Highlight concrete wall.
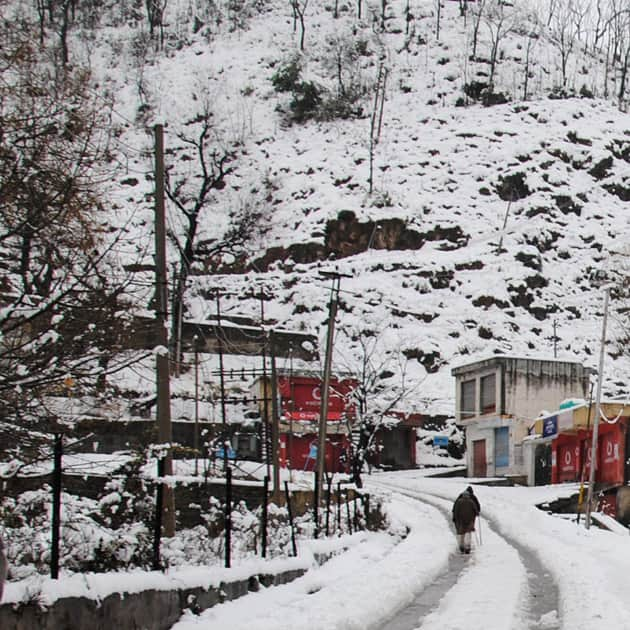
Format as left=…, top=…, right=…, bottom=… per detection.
left=0, top=566, right=310, bottom=630
left=453, top=356, right=591, bottom=424
left=503, top=358, right=590, bottom=420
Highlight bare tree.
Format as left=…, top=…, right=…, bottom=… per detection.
left=545, top=0, right=561, bottom=27
left=146, top=0, right=168, bottom=48
left=368, top=60, right=388, bottom=195
left=380, top=0, right=389, bottom=31
left=164, top=98, right=265, bottom=371
left=435, top=0, right=442, bottom=40
left=26, top=0, right=101, bottom=65
left=289, top=0, right=308, bottom=51
left=338, top=326, right=420, bottom=487
left=614, top=9, right=630, bottom=109
left=0, top=12, right=143, bottom=421
left=323, top=29, right=366, bottom=100
left=404, top=0, right=413, bottom=36
left=483, top=0, right=519, bottom=87
left=522, top=28, right=540, bottom=101
left=546, top=0, right=587, bottom=91
left=468, top=0, right=488, bottom=60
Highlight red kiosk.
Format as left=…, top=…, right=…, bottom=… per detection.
left=275, top=374, right=357, bottom=474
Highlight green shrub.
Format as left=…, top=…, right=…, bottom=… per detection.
left=271, top=58, right=302, bottom=92
left=290, top=81, right=323, bottom=122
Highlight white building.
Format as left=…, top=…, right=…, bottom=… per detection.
left=452, top=355, right=592, bottom=481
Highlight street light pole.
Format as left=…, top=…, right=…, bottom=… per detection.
left=585, top=286, right=610, bottom=529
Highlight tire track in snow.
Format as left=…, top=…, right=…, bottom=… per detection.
left=369, top=480, right=560, bottom=630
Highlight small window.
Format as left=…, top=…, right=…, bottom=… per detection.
left=461, top=379, right=476, bottom=418
left=480, top=373, right=496, bottom=414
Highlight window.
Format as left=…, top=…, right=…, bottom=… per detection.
left=495, top=426, right=509, bottom=468
left=480, top=373, right=496, bottom=414
left=461, top=379, right=476, bottom=418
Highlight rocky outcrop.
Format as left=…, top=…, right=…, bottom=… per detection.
left=249, top=211, right=470, bottom=271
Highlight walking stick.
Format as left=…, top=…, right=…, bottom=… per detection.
left=477, top=516, right=482, bottom=546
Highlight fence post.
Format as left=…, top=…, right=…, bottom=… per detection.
left=284, top=481, right=297, bottom=557
left=152, top=457, right=164, bottom=571
left=225, top=466, right=232, bottom=568
left=325, top=474, right=332, bottom=537
left=336, top=481, right=341, bottom=534
left=313, top=470, right=319, bottom=539
left=346, top=491, right=353, bottom=534
left=261, top=475, right=269, bottom=558
left=353, top=495, right=358, bottom=531
left=50, top=433, right=63, bottom=579
left=364, top=493, right=370, bottom=531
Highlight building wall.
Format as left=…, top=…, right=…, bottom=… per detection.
left=465, top=415, right=529, bottom=478
left=503, top=358, right=590, bottom=420
left=454, top=357, right=591, bottom=479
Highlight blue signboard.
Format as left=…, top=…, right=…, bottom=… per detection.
left=433, top=435, right=449, bottom=447
left=542, top=415, right=558, bottom=438
left=215, top=445, right=236, bottom=460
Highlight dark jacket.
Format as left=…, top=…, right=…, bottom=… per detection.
left=0, top=534, right=7, bottom=602
left=452, top=490, right=480, bottom=534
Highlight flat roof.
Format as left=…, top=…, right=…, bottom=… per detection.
left=451, top=354, right=592, bottom=376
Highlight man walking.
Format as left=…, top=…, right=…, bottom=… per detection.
left=0, top=534, right=7, bottom=601
left=452, top=485, right=481, bottom=554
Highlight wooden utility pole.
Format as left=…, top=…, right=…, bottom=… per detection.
left=215, top=292, right=228, bottom=474
left=288, top=344, right=295, bottom=482
left=260, top=294, right=271, bottom=479
left=193, top=334, right=200, bottom=476
left=316, top=271, right=349, bottom=507
left=50, top=433, right=62, bottom=579
left=270, top=332, right=281, bottom=502
left=154, top=123, right=175, bottom=537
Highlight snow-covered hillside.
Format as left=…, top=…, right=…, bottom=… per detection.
left=22, top=0, right=630, bottom=416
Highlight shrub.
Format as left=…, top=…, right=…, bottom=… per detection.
left=271, top=57, right=302, bottom=93
left=289, top=81, right=323, bottom=122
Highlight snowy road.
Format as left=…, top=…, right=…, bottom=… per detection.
left=172, top=472, right=630, bottom=630
left=371, top=480, right=559, bottom=630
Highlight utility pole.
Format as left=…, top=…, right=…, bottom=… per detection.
left=316, top=271, right=350, bottom=507
left=153, top=123, right=175, bottom=537
left=496, top=198, right=512, bottom=253
left=585, top=286, right=610, bottom=530
left=260, top=293, right=271, bottom=479
left=270, top=332, right=281, bottom=502
left=215, top=291, right=228, bottom=474
left=193, top=334, right=200, bottom=476
left=289, top=344, right=295, bottom=483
